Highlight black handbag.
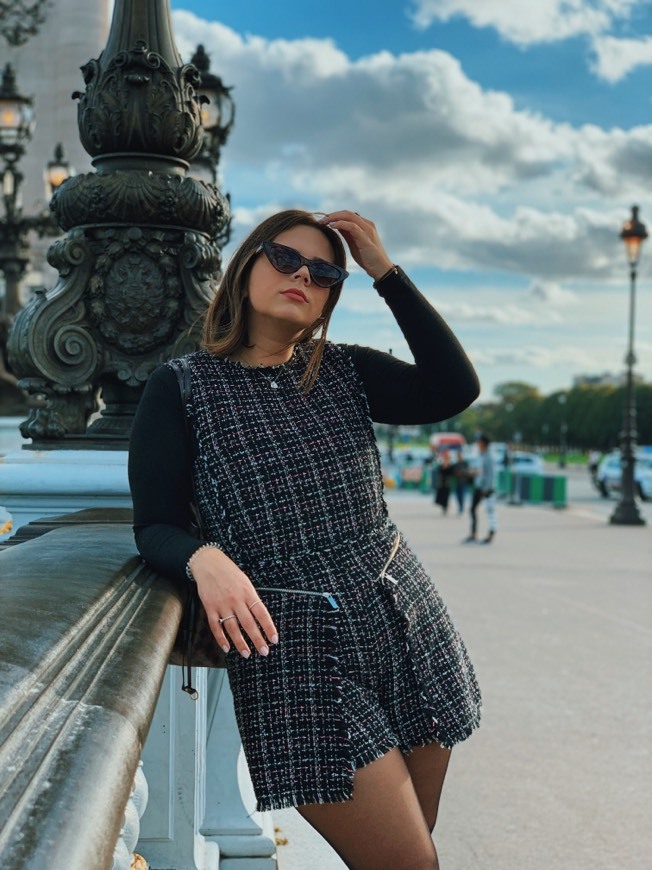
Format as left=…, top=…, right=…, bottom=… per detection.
left=168, top=357, right=227, bottom=699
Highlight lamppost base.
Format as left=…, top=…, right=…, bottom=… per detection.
left=609, top=501, right=646, bottom=526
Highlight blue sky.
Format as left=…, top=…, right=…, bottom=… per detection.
left=169, top=0, right=652, bottom=399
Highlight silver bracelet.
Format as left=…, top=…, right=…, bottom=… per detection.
left=186, top=542, right=221, bottom=581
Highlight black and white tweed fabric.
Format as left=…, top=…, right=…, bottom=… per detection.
left=175, top=343, right=481, bottom=812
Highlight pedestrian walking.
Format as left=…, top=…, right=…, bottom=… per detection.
left=129, top=209, right=482, bottom=869
left=451, top=450, right=470, bottom=514
left=432, top=450, right=454, bottom=514
left=465, top=434, right=497, bottom=544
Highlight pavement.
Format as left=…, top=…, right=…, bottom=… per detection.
left=273, top=474, right=652, bottom=869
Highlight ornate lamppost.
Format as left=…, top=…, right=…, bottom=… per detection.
left=7, top=0, right=230, bottom=447
left=610, top=205, right=647, bottom=526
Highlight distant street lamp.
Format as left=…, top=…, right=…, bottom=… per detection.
left=557, top=393, right=567, bottom=469
left=0, top=64, right=71, bottom=322
left=541, top=422, right=549, bottom=449
left=610, top=205, right=647, bottom=526
left=190, top=44, right=235, bottom=180
left=188, top=45, right=235, bottom=247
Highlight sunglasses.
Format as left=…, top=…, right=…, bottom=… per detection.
left=257, top=241, right=348, bottom=289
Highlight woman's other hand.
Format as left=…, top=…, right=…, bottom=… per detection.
left=319, top=210, right=393, bottom=281
left=188, top=546, right=279, bottom=658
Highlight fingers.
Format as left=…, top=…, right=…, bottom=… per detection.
left=320, top=211, right=393, bottom=281
left=319, top=209, right=371, bottom=227
left=208, top=599, right=279, bottom=659
left=319, top=210, right=373, bottom=239
left=191, top=548, right=279, bottom=659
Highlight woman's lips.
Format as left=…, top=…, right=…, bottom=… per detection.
left=281, top=289, right=308, bottom=303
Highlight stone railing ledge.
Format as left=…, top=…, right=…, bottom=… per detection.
left=0, top=512, right=182, bottom=868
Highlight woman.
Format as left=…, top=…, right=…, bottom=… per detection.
left=433, top=451, right=454, bottom=515
left=129, top=209, right=481, bottom=869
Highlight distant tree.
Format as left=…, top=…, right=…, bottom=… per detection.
left=493, top=381, right=541, bottom=404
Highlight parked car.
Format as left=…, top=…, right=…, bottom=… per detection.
left=508, top=451, right=544, bottom=475
left=489, top=442, right=510, bottom=468
left=596, top=451, right=652, bottom=501
left=380, top=445, right=433, bottom=489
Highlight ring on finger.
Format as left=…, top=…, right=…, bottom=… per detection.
left=248, top=600, right=263, bottom=611
left=219, top=614, right=237, bottom=624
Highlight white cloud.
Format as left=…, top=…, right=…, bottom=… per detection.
left=591, top=34, right=652, bottom=81
left=529, top=281, right=579, bottom=306
left=434, top=300, right=561, bottom=325
left=173, top=9, right=652, bottom=310
left=410, top=0, right=638, bottom=47
left=410, top=0, right=652, bottom=82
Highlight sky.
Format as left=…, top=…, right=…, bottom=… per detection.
left=168, top=0, right=652, bottom=400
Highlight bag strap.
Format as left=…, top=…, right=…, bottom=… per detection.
left=169, top=357, right=201, bottom=699
left=169, top=357, right=192, bottom=436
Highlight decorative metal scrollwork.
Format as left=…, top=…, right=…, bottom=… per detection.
left=74, top=40, right=204, bottom=161
left=51, top=170, right=229, bottom=239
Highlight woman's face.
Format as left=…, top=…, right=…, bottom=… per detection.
left=245, top=224, right=336, bottom=338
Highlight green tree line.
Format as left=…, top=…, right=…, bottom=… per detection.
left=421, top=380, right=652, bottom=452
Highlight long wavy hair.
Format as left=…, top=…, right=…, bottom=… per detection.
left=202, top=210, right=347, bottom=392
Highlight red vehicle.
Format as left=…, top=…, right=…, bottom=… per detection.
left=429, top=432, right=466, bottom=453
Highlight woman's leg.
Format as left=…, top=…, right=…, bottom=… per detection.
left=404, top=742, right=452, bottom=832
left=467, top=489, right=483, bottom=539
left=297, top=747, right=439, bottom=870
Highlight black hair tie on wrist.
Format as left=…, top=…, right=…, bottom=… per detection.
left=373, top=265, right=399, bottom=289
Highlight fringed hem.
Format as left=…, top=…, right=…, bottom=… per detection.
left=402, top=706, right=483, bottom=754
left=259, top=736, right=399, bottom=812
left=258, top=785, right=354, bottom=813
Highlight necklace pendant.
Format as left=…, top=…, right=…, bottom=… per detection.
left=270, top=381, right=279, bottom=389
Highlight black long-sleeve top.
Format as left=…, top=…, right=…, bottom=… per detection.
left=128, top=267, right=480, bottom=581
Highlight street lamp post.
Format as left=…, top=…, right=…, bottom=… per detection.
left=189, top=44, right=235, bottom=246
left=189, top=44, right=235, bottom=184
left=0, top=64, right=71, bottom=322
left=610, top=205, right=646, bottom=526
left=557, top=393, right=567, bottom=469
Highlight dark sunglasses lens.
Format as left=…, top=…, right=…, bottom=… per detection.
left=309, top=263, right=341, bottom=287
left=265, top=242, right=344, bottom=288
left=267, top=243, right=301, bottom=273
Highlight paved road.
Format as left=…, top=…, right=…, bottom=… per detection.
left=274, top=479, right=652, bottom=869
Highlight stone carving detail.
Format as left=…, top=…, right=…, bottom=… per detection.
left=8, top=225, right=221, bottom=439
left=52, top=170, right=229, bottom=239
left=7, top=233, right=101, bottom=439
left=88, top=228, right=181, bottom=356
left=0, top=0, right=51, bottom=46
left=74, top=41, right=204, bottom=162
left=16, top=380, right=98, bottom=441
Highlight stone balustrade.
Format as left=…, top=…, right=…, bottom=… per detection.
left=0, top=511, right=181, bottom=868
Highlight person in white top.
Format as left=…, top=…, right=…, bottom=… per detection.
left=465, top=434, right=497, bottom=544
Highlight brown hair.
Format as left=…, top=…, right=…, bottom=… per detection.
left=202, top=209, right=346, bottom=392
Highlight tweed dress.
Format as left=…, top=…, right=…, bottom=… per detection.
left=178, top=342, right=481, bottom=812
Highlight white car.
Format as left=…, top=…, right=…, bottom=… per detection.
left=507, top=451, right=544, bottom=475
left=596, top=451, right=652, bottom=501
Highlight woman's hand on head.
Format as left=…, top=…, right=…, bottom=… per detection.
left=319, top=210, right=393, bottom=281
left=188, top=546, right=279, bottom=658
